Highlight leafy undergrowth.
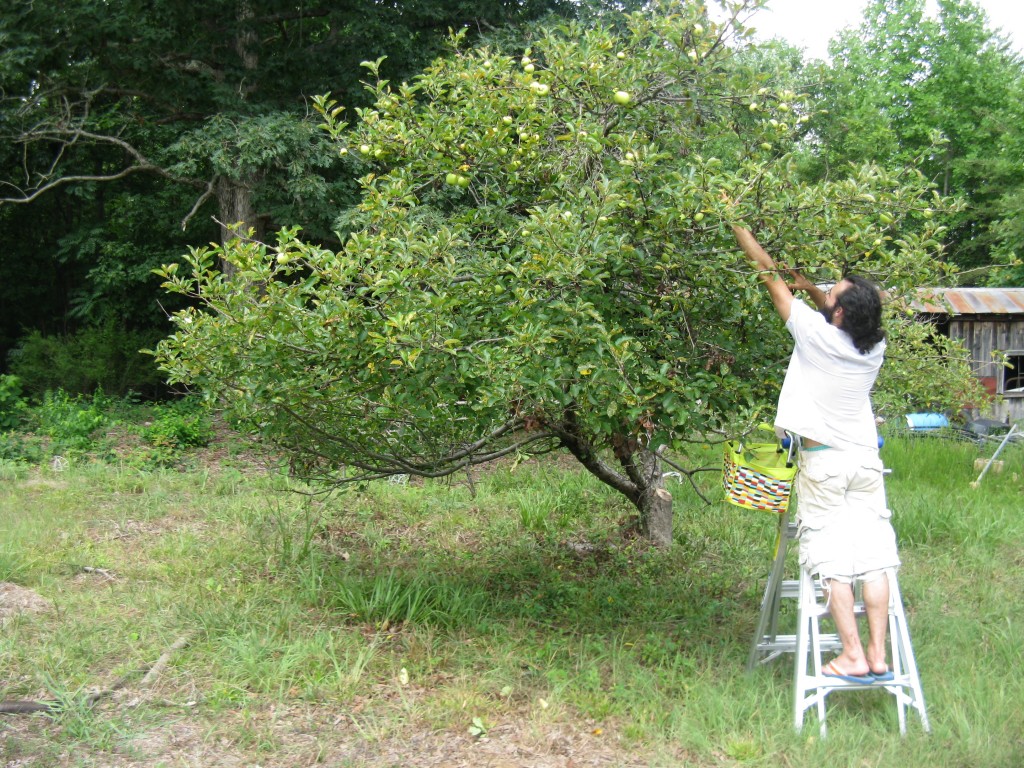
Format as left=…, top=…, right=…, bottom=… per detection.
left=0, top=424, right=1022, bottom=767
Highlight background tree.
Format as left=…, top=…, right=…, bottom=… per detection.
left=153, top=4, right=976, bottom=546
left=0, top=0, right=593, bottom=389
left=808, top=0, right=1024, bottom=279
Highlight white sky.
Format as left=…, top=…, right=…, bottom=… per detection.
left=744, top=0, right=1024, bottom=61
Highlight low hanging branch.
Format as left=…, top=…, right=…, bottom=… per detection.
left=657, top=452, right=720, bottom=506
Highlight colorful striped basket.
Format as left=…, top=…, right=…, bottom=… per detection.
left=722, top=429, right=796, bottom=514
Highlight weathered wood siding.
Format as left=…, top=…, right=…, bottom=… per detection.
left=950, top=318, right=1024, bottom=377
left=950, top=317, right=1024, bottom=420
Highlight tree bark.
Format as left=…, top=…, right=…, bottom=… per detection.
left=633, top=447, right=674, bottom=547
left=215, top=176, right=260, bottom=276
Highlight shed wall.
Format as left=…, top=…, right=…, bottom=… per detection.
left=950, top=318, right=1024, bottom=421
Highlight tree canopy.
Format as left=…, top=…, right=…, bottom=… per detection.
left=2, top=0, right=1019, bottom=401
left=153, top=3, right=980, bottom=545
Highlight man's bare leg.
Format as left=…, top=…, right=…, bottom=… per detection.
left=862, top=574, right=891, bottom=675
left=824, top=580, right=870, bottom=676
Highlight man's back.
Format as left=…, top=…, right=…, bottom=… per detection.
left=776, top=300, right=883, bottom=450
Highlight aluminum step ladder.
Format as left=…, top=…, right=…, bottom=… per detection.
left=748, top=509, right=930, bottom=736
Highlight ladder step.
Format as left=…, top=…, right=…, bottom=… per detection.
left=753, top=633, right=843, bottom=653
left=780, top=580, right=869, bottom=614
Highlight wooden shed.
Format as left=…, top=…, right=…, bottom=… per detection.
left=910, top=287, right=1024, bottom=422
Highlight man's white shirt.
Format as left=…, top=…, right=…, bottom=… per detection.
left=775, top=299, right=884, bottom=450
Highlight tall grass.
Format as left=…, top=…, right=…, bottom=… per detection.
left=0, top=434, right=1022, bottom=766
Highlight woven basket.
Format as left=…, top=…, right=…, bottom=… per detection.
left=722, top=431, right=796, bottom=514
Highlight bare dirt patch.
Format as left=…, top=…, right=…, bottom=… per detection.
left=1, top=703, right=673, bottom=768
left=0, top=583, right=53, bottom=625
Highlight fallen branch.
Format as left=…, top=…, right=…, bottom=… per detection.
left=0, top=633, right=193, bottom=715
left=80, top=566, right=118, bottom=581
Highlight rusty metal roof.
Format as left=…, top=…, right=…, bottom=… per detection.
left=909, top=287, right=1024, bottom=316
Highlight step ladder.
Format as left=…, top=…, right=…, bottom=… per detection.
left=747, top=509, right=931, bottom=736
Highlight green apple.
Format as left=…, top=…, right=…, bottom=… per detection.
left=616, top=51, right=626, bottom=60
left=693, top=212, right=705, bottom=222
left=457, top=175, right=470, bottom=188
left=359, top=144, right=371, bottom=155
left=693, top=23, right=704, bottom=34
left=502, top=115, right=513, bottom=125
left=760, top=142, right=772, bottom=151
left=524, top=63, right=535, bottom=74
left=445, top=172, right=459, bottom=186
left=613, top=90, right=632, bottom=106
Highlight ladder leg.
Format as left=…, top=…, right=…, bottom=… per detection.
left=805, top=569, right=828, bottom=737
left=747, top=511, right=792, bottom=669
left=795, top=567, right=830, bottom=735
left=794, top=590, right=809, bottom=731
left=888, top=608, right=908, bottom=734
left=888, top=572, right=930, bottom=733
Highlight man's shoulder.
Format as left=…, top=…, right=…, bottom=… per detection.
left=786, top=298, right=821, bottom=325
left=786, top=298, right=829, bottom=337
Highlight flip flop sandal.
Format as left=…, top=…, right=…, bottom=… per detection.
left=822, top=660, right=874, bottom=684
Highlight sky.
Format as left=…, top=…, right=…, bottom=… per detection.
left=743, top=0, right=1024, bottom=61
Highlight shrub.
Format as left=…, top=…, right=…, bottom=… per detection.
left=32, top=390, right=112, bottom=455
left=143, top=398, right=214, bottom=451
left=0, top=431, right=44, bottom=463
left=8, top=324, right=167, bottom=398
left=0, top=374, right=28, bottom=430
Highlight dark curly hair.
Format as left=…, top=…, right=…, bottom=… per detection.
left=836, top=275, right=885, bottom=354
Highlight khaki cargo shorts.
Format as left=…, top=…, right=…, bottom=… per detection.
left=795, top=446, right=900, bottom=582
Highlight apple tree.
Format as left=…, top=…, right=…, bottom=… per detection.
left=153, top=2, right=969, bottom=546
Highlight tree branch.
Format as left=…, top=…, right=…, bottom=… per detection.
left=657, top=452, right=719, bottom=506
left=1, top=92, right=206, bottom=206
left=0, top=634, right=193, bottom=715
left=181, top=178, right=218, bottom=230
left=552, top=412, right=637, bottom=502
left=275, top=400, right=536, bottom=477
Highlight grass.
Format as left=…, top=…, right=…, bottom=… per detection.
left=0, top=418, right=1022, bottom=766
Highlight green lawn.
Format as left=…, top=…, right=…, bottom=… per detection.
left=0, top=424, right=1022, bottom=767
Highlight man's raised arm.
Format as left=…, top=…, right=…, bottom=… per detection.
left=729, top=224, right=794, bottom=322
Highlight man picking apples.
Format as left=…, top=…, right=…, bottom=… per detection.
left=724, top=198, right=900, bottom=685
